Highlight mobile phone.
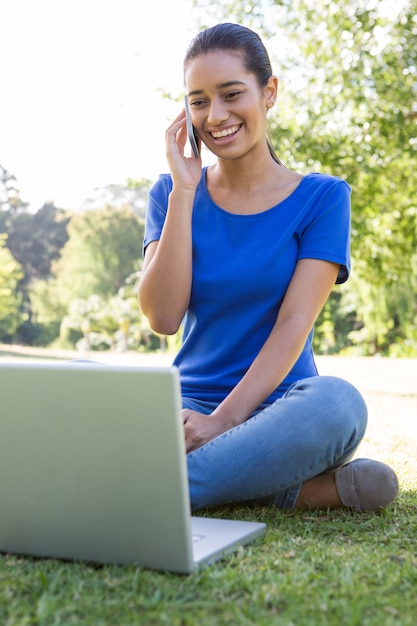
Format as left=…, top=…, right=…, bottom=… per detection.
left=184, top=95, right=200, bottom=158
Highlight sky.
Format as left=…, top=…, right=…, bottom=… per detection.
left=1, top=0, right=199, bottom=210
left=2, top=0, right=406, bottom=212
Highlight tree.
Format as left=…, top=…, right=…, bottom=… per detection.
left=275, top=0, right=417, bottom=354
left=81, top=178, right=153, bottom=219
left=30, top=206, right=144, bottom=332
left=0, top=234, right=24, bottom=339
left=1, top=203, right=71, bottom=284
left=0, top=164, right=28, bottom=214
left=53, top=205, right=144, bottom=302
left=0, top=197, right=72, bottom=344
left=59, top=272, right=158, bottom=352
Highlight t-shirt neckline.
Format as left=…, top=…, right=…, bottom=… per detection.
left=201, top=167, right=311, bottom=217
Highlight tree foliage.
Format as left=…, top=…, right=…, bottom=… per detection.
left=29, top=206, right=145, bottom=345
left=0, top=166, right=154, bottom=349
left=59, top=272, right=161, bottom=352
left=50, top=205, right=144, bottom=304
left=0, top=203, right=71, bottom=284
left=0, top=234, right=24, bottom=338
left=0, top=164, right=28, bottom=213
left=1, top=167, right=72, bottom=342
left=80, top=178, right=153, bottom=218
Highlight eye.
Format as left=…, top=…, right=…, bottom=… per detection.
left=190, top=98, right=206, bottom=107
left=224, top=90, right=242, bottom=100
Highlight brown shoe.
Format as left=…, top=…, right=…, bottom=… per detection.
left=335, top=458, right=399, bottom=512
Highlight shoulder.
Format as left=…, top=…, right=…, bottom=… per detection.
left=302, top=172, right=351, bottom=195
left=149, top=173, right=173, bottom=201
left=150, top=168, right=209, bottom=195
left=295, top=173, right=351, bottom=219
left=149, top=169, right=208, bottom=207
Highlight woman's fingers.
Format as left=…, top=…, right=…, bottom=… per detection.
left=165, top=109, right=202, bottom=186
left=166, top=112, right=186, bottom=152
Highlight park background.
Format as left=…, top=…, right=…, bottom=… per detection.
left=1, top=0, right=416, bottom=358
left=0, top=1, right=416, bottom=624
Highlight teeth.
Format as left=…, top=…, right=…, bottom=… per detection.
left=211, top=126, right=240, bottom=139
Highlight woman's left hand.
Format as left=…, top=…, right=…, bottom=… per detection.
left=182, top=409, right=229, bottom=453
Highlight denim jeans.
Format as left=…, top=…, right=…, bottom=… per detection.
left=183, top=376, right=368, bottom=511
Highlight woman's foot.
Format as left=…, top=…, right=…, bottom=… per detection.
left=295, top=459, right=399, bottom=512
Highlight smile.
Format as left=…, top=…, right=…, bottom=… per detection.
left=210, top=125, right=241, bottom=139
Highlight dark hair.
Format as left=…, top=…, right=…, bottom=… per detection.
left=184, top=23, right=282, bottom=165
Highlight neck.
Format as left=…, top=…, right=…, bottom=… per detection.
left=211, top=149, right=284, bottom=191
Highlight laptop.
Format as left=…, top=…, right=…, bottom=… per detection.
left=0, top=361, right=265, bottom=573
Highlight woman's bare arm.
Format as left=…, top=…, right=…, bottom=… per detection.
left=138, top=110, right=202, bottom=334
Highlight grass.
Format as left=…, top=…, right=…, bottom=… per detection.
left=1, top=503, right=416, bottom=625
left=1, top=352, right=416, bottom=625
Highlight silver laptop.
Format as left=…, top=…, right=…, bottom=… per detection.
left=0, top=362, right=265, bottom=573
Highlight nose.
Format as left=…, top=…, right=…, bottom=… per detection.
left=207, top=98, right=229, bottom=125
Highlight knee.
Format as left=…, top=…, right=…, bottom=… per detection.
left=316, top=375, right=368, bottom=436
left=292, top=375, right=368, bottom=439
left=325, top=375, right=367, bottom=412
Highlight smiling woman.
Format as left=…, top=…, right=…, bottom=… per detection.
left=185, top=52, right=271, bottom=159
left=138, top=23, right=399, bottom=517
left=184, top=22, right=282, bottom=167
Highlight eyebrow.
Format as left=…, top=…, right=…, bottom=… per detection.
left=187, top=81, right=246, bottom=97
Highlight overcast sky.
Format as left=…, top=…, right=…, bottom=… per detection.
left=1, top=0, right=198, bottom=210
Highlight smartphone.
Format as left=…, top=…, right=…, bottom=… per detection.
left=184, top=95, right=200, bottom=158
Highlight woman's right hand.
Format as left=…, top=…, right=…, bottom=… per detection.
left=139, top=109, right=199, bottom=334
left=165, top=109, right=202, bottom=189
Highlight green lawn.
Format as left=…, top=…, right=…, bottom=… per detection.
left=1, top=500, right=415, bottom=625
left=1, top=353, right=416, bottom=625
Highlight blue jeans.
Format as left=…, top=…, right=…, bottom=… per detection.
left=184, top=376, right=368, bottom=511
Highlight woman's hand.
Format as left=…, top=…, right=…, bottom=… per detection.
left=165, top=110, right=202, bottom=189
left=182, top=409, right=231, bottom=453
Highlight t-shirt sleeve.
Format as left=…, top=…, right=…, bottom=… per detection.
left=297, top=178, right=351, bottom=284
left=142, top=173, right=173, bottom=256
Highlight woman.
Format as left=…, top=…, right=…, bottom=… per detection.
left=138, top=23, right=398, bottom=513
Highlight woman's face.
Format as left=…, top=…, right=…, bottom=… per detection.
left=184, top=50, right=277, bottom=160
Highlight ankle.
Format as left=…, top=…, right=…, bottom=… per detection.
left=295, top=473, right=342, bottom=511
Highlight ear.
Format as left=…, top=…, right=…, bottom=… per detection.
left=264, top=75, right=278, bottom=110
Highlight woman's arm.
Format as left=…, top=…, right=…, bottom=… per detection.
left=138, top=187, right=194, bottom=335
left=138, top=110, right=202, bottom=335
left=183, top=258, right=340, bottom=451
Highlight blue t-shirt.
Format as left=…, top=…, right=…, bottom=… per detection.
left=143, top=168, right=351, bottom=404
